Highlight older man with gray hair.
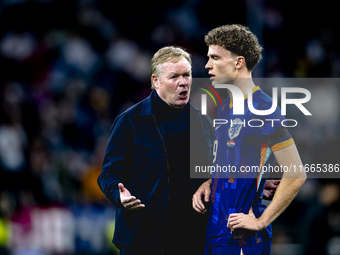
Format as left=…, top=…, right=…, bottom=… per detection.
left=98, top=46, right=213, bottom=255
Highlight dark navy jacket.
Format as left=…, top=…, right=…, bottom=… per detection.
left=98, top=91, right=213, bottom=252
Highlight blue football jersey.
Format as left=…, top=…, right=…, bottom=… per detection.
left=206, top=86, right=294, bottom=247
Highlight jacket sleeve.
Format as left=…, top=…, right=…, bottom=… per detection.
left=97, top=113, right=134, bottom=208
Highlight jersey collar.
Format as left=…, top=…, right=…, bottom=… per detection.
left=229, top=86, right=260, bottom=109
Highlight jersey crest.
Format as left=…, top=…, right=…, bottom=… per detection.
left=228, top=118, right=243, bottom=140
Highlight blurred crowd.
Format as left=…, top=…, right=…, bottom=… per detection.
left=0, top=0, right=339, bottom=254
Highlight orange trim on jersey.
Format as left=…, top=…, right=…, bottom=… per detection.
left=244, top=86, right=260, bottom=100
left=229, top=86, right=260, bottom=109
left=257, top=143, right=268, bottom=190
left=271, top=138, right=294, bottom=152
left=240, top=248, right=244, bottom=255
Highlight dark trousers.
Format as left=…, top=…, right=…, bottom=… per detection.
left=120, top=249, right=162, bottom=255
left=120, top=246, right=204, bottom=255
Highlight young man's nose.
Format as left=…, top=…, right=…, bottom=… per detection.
left=205, top=59, right=212, bottom=69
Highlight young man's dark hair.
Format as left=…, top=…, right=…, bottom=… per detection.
left=204, top=24, right=263, bottom=71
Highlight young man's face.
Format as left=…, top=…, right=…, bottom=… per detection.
left=205, top=45, right=238, bottom=85
left=153, top=57, right=192, bottom=108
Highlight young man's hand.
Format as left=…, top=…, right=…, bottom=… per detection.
left=192, top=179, right=212, bottom=214
left=227, top=207, right=259, bottom=233
left=227, top=212, right=263, bottom=233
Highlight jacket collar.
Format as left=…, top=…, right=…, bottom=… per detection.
left=139, top=90, right=156, bottom=116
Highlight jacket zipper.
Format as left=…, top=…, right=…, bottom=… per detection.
left=152, top=114, right=170, bottom=252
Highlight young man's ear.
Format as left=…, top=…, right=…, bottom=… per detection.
left=235, top=56, right=246, bottom=70
left=152, top=74, right=159, bottom=89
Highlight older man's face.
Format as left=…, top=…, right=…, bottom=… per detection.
left=153, top=57, right=192, bottom=108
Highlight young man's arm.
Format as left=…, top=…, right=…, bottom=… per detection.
left=193, top=179, right=282, bottom=214
left=227, top=143, right=307, bottom=232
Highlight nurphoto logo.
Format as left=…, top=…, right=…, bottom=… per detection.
left=200, top=84, right=312, bottom=128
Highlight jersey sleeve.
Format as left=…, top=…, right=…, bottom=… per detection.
left=254, top=98, right=294, bottom=152
left=265, top=126, right=294, bottom=152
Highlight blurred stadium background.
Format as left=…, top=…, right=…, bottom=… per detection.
left=0, top=0, right=339, bottom=254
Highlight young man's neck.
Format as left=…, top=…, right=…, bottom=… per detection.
left=228, top=71, right=255, bottom=104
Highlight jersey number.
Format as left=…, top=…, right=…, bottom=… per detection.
left=213, top=140, right=218, bottom=164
